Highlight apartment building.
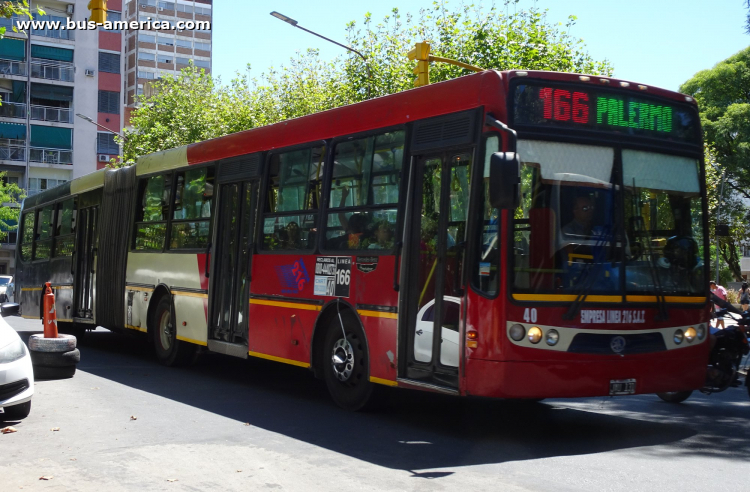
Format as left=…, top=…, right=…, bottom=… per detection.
left=0, top=0, right=125, bottom=274
left=0, top=1, right=213, bottom=274
left=123, top=0, right=212, bottom=123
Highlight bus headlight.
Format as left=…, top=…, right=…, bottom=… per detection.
left=528, top=326, right=542, bottom=344
left=685, top=327, right=697, bottom=343
left=697, top=324, right=706, bottom=340
left=674, top=329, right=684, bottom=345
left=509, top=324, right=525, bottom=341
left=546, top=329, right=559, bottom=346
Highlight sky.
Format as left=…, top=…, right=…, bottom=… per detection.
left=211, top=0, right=749, bottom=93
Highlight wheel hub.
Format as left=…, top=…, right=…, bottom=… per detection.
left=159, top=311, right=173, bottom=350
left=331, top=338, right=354, bottom=382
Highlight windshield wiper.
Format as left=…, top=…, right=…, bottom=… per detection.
left=631, top=181, right=669, bottom=321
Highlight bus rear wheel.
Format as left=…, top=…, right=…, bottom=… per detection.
left=151, top=296, right=195, bottom=367
left=322, top=311, right=373, bottom=411
left=656, top=391, right=693, bottom=403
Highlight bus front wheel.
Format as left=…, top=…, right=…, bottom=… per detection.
left=151, top=296, right=195, bottom=367
left=322, top=311, right=373, bottom=411
left=656, top=391, right=693, bottom=403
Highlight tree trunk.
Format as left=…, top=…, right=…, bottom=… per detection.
left=719, top=239, right=743, bottom=281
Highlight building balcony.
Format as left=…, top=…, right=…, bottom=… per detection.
left=29, top=147, right=72, bottom=165
left=31, top=26, right=74, bottom=41
left=0, top=58, right=27, bottom=77
left=0, top=102, right=26, bottom=119
left=30, top=60, right=74, bottom=82
left=30, top=105, right=71, bottom=123
left=0, top=144, right=25, bottom=162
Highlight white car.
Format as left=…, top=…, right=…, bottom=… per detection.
left=414, top=296, right=461, bottom=368
left=0, top=312, right=33, bottom=421
left=0, top=275, right=13, bottom=303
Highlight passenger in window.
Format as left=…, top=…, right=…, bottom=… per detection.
left=562, top=195, right=596, bottom=237
left=284, top=222, right=302, bottom=249
left=368, top=220, right=394, bottom=250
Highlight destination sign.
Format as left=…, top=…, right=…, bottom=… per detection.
left=511, top=81, right=700, bottom=143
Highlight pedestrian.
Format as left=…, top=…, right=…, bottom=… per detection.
left=709, top=281, right=727, bottom=329
left=740, top=282, right=750, bottom=312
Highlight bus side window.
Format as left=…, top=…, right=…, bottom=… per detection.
left=34, top=205, right=54, bottom=260
left=260, top=146, right=324, bottom=252
left=133, top=174, right=172, bottom=251
left=473, top=135, right=500, bottom=295
left=20, top=212, right=34, bottom=261
left=324, top=130, right=403, bottom=251
left=53, top=198, right=76, bottom=257
left=170, top=166, right=214, bottom=250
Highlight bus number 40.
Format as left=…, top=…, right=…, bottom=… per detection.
left=523, top=308, right=537, bottom=323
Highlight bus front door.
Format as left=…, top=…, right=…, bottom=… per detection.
left=208, top=180, right=257, bottom=350
left=74, top=206, right=98, bottom=319
left=402, top=151, right=472, bottom=389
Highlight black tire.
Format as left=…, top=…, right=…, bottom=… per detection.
left=34, top=364, right=76, bottom=380
left=28, top=334, right=76, bottom=353
left=57, top=322, right=88, bottom=342
left=1, top=401, right=31, bottom=421
left=322, top=310, right=373, bottom=411
left=30, top=349, right=80, bottom=367
left=656, top=391, right=693, bottom=403
left=151, top=295, right=195, bottom=367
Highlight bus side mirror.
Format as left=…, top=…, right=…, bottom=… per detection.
left=489, top=152, right=521, bottom=210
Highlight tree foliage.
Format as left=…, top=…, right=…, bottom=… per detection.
left=0, top=172, right=24, bottom=241
left=681, top=47, right=750, bottom=281
left=123, top=1, right=612, bottom=163
left=0, top=1, right=39, bottom=38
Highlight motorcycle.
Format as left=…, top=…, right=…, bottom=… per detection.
left=656, top=293, right=750, bottom=403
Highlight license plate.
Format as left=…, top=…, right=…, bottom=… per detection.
left=0, top=407, right=4, bottom=414
left=610, top=379, right=636, bottom=395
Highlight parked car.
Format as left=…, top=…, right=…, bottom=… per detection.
left=0, top=275, right=14, bottom=303
left=413, top=296, right=461, bottom=368
left=0, top=312, right=33, bottom=421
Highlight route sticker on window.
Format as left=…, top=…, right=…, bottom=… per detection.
left=314, top=257, right=351, bottom=297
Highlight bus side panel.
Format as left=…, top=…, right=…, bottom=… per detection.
left=18, top=256, right=74, bottom=321
left=247, top=302, right=317, bottom=365
left=125, top=253, right=208, bottom=342
left=350, top=255, right=399, bottom=383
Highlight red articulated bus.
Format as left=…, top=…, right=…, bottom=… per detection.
left=16, top=70, right=711, bottom=409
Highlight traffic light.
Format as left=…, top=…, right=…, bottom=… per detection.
left=87, top=0, right=107, bottom=24
left=407, top=42, right=431, bottom=87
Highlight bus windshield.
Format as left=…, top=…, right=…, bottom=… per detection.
left=511, top=140, right=705, bottom=297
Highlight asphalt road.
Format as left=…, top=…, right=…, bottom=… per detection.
left=2, top=315, right=750, bottom=491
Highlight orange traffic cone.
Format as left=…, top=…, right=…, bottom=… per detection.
left=42, top=282, right=58, bottom=339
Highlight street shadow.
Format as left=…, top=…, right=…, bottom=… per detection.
left=16, top=328, right=713, bottom=471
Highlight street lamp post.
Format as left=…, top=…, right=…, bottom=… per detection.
left=270, top=11, right=372, bottom=99
left=75, top=113, right=126, bottom=140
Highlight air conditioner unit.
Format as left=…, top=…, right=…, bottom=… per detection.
left=98, top=154, right=109, bottom=162
left=85, top=69, right=95, bottom=77
left=66, top=4, right=74, bottom=15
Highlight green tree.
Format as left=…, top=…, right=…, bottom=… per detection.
left=0, top=172, right=24, bottom=242
left=681, top=47, right=750, bottom=281
left=124, top=1, right=613, bottom=162
left=0, top=1, right=40, bottom=38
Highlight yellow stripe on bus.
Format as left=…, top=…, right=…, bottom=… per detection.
left=357, top=310, right=398, bottom=319
left=370, top=376, right=398, bottom=387
left=21, top=315, right=38, bottom=319
left=248, top=351, right=310, bottom=368
left=172, top=291, right=208, bottom=299
left=22, top=286, right=72, bottom=292
left=22, top=287, right=43, bottom=292
left=626, top=296, right=706, bottom=304
left=512, top=294, right=622, bottom=302
left=126, top=286, right=153, bottom=292
left=176, top=335, right=208, bottom=346
left=125, top=324, right=147, bottom=333
left=513, top=294, right=706, bottom=304
left=249, top=299, right=322, bottom=311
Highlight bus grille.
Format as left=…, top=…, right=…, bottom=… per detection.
left=567, top=333, right=666, bottom=355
